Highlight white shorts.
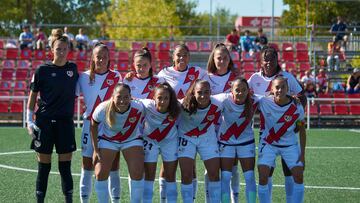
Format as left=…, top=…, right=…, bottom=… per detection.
left=257, top=142, right=303, bottom=169
left=177, top=134, right=219, bottom=161
left=98, top=138, right=143, bottom=151
left=219, top=139, right=256, bottom=158
left=143, top=137, right=178, bottom=163
left=81, top=120, right=93, bottom=158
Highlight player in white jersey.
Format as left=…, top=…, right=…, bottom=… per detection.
left=206, top=42, right=241, bottom=203
left=257, top=76, right=306, bottom=203
left=76, top=42, right=122, bottom=203
left=177, top=79, right=222, bottom=203
left=124, top=47, right=165, bottom=99
left=141, top=83, right=181, bottom=203
left=248, top=46, right=305, bottom=202
left=91, top=83, right=145, bottom=203
left=215, top=78, right=257, bottom=203
left=157, top=44, right=208, bottom=201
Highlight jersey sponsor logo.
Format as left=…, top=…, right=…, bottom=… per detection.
left=264, top=103, right=299, bottom=144
left=185, top=104, right=221, bottom=137
left=67, top=71, right=74, bottom=77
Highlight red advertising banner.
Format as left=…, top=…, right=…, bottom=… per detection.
left=235, top=16, right=281, bottom=28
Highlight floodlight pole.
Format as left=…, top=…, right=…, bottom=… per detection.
left=271, top=0, right=275, bottom=41
left=210, top=0, right=213, bottom=35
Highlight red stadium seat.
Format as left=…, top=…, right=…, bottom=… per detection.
left=199, top=41, right=212, bottom=52
left=334, top=105, right=349, bottom=115
left=10, top=101, right=23, bottom=113
left=76, top=61, right=88, bottom=72
left=117, top=61, right=129, bottom=71
left=158, top=61, right=171, bottom=71
left=317, top=92, right=332, bottom=104
left=15, top=70, right=28, bottom=81
left=0, top=49, right=4, bottom=59
left=158, top=42, right=170, bottom=51
left=118, top=51, right=129, bottom=61
left=333, top=92, right=346, bottom=104
left=0, top=102, right=9, bottom=113
left=0, top=40, right=4, bottom=49
left=349, top=105, right=360, bottom=115
left=243, top=72, right=253, bottom=80
left=268, top=43, right=280, bottom=51
left=76, top=50, right=88, bottom=60
left=230, top=51, right=240, bottom=61
left=347, top=94, right=360, bottom=104
left=308, top=103, right=318, bottom=115
left=158, top=51, right=170, bottom=61
left=13, top=91, right=26, bottom=96
left=282, top=42, right=293, bottom=51
left=233, top=61, right=241, bottom=70
left=17, top=60, right=31, bottom=69
left=67, top=50, right=75, bottom=60
left=241, top=52, right=254, bottom=62
left=185, top=41, right=198, bottom=51
left=282, top=51, right=294, bottom=62
left=20, top=49, right=32, bottom=59
left=146, top=42, right=157, bottom=51
left=296, top=51, right=309, bottom=62
left=0, top=91, right=10, bottom=96
left=319, top=104, right=333, bottom=115
left=47, top=51, right=54, bottom=60
left=1, top=69, right=14, bottom=80
left=299, top=63, right=310, bottom=72
left=14, top=81, right=27, bottom=91
left=2, top=60, right=16, bottom=69
left=34, top=50, right=46, bottom=60
left=105, top=41, right=116, bottom=50
left=283, top=62, right=296, bottom=71
left=31, top=60, right=43, bottom=70
left=242, top=62, right=255, bottom=72
left=0, top=81, right=12, bottom=91
left=6, top=48, right=18, bottom=59
left=108, top=50, right=116, bottom=60
left=132, top=42, right=143, bottom=51
left=296, top=42, right=308, bottom=51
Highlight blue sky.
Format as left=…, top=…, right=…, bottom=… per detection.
left=191, top=0, right=288, bottom=17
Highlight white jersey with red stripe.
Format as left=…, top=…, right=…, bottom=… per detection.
left=258, top=96, right=305, bottom=146
left=141, top=99, right=178, bottom=143
left=214, top=93, right=257, bottom=145
left=157, top=65, right=208, bottom=99
left=248, top=70, right=303, bottom=97
left=123, top=75, right=165, bottom=99
left=77, top=70, right=122, bottom=120
left=92, top=100, right=144, bottom=143
left=178, top=97, right=222, bottom=143
left=208, top=70, right=238, bottom=95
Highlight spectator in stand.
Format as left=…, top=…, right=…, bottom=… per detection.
left=304, top=80, right=317, bottom=98
left=75, top=28, right=89, bottom=51
left=316, top=68, right=329, bottom=93
left=326, top=39, right=343, bottom=71
left=301, top=70, right=315, bottom=85
left=240, top=30, right=255, bottom=55
left=330, top=16, right=348, bottom=49
left=35, top=27, right=47, bottom=50
left=254, top=27, right=268, bottom=51
left=225, top=28, right=241, bottom=53
left=346, top=68, right=360, bottom=94
left=19, top=25, right=34, bottom=50
left=63, top=26, right=75, bottom=50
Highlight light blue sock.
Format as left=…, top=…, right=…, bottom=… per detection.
left=258, top=184, right=270, bottom=203
left=231, top=165, right=240, bottom=203
left=192, top=178, right=198, bottom=200
left=181, top=183, right=194, bottom=203
left=243, top=170, right=256, bottom=203
left=268, top=176, right=273, bottom=201
left=109, top=171, right=121, bottom=203
left=208, top=181, right=221, bottom=203
left=159, top=177, right=166, bottom=203
left=292, top=183, right=304, bottom=203
left=221, top=171, right=232, bottom=203
left=95, top=179, right=109, bottom=203
left=166, top=181, right=177, bottom=203
left=80, top=169, right=93, bottom=203
left=285, top=176, right=294, bottom=203
left=205, top=172, right=210, bottom=203
left=143, top=180, right=154, bottom=203
left=130, top=179, right=144, bottom=203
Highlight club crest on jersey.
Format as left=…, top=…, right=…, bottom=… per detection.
left=284, top=115, right=292, bottom=122
left=148, top=85, right=154, bottom=91
left=188, top=74, right=195, bottom=81
left=207, top=115, right=215, bottom=121
left=67, top=71, right=73, bottom=77
left=106, top=79, right=114, bottom=86
left=129, top=117, right=137, bottom=123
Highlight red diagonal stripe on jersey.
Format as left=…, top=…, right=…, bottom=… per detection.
left=264, top=103, right=299, bottom=144
left=87, top=72, right=120, bottom=120
left=183, top=67, right=199, bottom=85
left=220, top=111, right=249, bottom=141
left=223, top=71, right=237, bottom=92
left=185, top=104, right=221, bottom=137
left=141, top=77, right=160, bottom=99
left=265, top=80, right=272, bottom=92
left=147, top=116, right=176, bottom=142
left=177, top=89, right=185, bottom=99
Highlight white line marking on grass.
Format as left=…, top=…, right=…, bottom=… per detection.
left=0, top=164, right=360, bottom=191
left=305, top=146, right=360, bottom=149
left=349, top=129, right=360, bottom=133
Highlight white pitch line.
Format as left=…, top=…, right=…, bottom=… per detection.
left=0, top=164, right=359, bottom=191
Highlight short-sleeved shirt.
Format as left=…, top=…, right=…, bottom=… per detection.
left=123, top=75, right=165, bottom=99
left=30, top=61, right=79, bottom=119
left=208, top=70, right=238, bottom=95
left=19, top=31, right=33, bottom=45
left=331, top=22, right=347, bottom=39
left=226, top=34, right=240, bottom=45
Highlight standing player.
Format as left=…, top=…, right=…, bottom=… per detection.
left=248, top=46, right=306, bottom=202
left=178, top=79, right=222, bottom=203
left=216, top=78, right=257, bottom=203
left=77, top=42, right=122, bottom=203
left=26, top=29, right=78, bottom=203
left=206, top=42, right=240, bottom=203
left=91, top=83, right=144, bottom=203
left=141, top=83, right=180, bottom=203
left=257, top=76, right=306, bottom=203
left=124, top=47, right=165, bottom=99
left=157, top=44, right=208, bottom=201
